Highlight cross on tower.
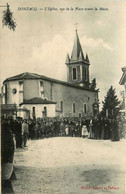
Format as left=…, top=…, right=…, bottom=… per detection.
left=74, top=23, right=78, bottom=30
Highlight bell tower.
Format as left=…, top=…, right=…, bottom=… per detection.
left=65, top=30, right=90, bottom=88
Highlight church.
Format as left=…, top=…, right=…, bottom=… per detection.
left=1, top=30, right=99, bottom=119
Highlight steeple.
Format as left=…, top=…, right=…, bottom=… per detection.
left=65, top=29, right=90, bottom=88
left=86, top=53, right=90, bottom=63
left=71, top=30, right=84, bottom=62
left=65, top=53, right=70, bottom=64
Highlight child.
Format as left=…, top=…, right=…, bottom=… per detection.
left=81, top=125, right=88, bottom=138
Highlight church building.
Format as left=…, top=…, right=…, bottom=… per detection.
left=1, top=30, right=99, bottom=119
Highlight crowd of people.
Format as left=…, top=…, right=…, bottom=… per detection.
left=27, top=116, right=121, bottom=141
left=2, top=115, right=124, bottom=149
left=1, top=115, right=125, bottom=193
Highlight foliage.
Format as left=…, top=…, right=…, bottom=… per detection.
left=2, top=4, right=16, bottom=31
left=91, top=78, right=96, bottom=89
left=101, top=86, right=120, bottom=119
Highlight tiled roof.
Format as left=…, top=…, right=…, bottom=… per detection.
left=3, top=72, right=98, bottom=92
left=20, top=97, right=57, bottom=105
left=3, top=72, right=41, bottom=83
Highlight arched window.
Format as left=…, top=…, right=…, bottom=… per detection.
left=84, top=68, right=87, bottom=81
left=44, top=106, right=47, bottom=117
left=73, top=68, right=77, bottom=80
left=32, top=107, right=35, bottom=115
left=5, top=83, right=7, bottom=104
left=32, top=107, right=36, bottom=120
left=40, top=81, right=43, bottom=87
left=83, top=104, right=87, bottom=114
left=60, top=101, right=63, bottom=112
left=73, top=103, right=76, bottom=113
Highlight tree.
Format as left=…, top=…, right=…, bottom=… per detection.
left=101, top=86, right=120, bottom=119
left=91, top=78, right=96, bottom=89
left=2, top=3, right=16, bottom=31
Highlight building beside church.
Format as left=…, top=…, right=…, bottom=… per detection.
left=1, top=30, right=99, bottom=119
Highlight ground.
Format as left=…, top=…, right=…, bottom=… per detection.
left=13, top=137, right=126, bottom=194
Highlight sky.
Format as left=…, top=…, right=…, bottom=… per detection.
left=0, top=0, right=126, bottom=109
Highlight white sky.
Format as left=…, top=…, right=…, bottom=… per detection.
left=0, top=0, right=126, bottom=109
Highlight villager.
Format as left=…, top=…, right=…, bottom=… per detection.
left=59, top=121, right=65, bottom=136
left=32, top=122, right=39, bottom=139
left=81, top=125, right=88, bottom=138
left=22, top=119, right=29, bottom=147
left=94, top=118, right=99, bottom=139
left=65, top=125, right=69, bottom=136
left=101, top=117, right=106, bottom=139
left=111, top=118, right=120, bottom=141
left=1, top=118, right=15, bottom=193
left=88, top=118, right=93, bottom=139
left=15, top=119, right=22, bottom=148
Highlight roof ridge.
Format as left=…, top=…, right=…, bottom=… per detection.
left=3, top=72, right=97, bottom=92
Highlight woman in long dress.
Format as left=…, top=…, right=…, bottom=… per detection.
left=65, top=125, right=69, bottom=136
left=81, top=125, right=88, bottom=138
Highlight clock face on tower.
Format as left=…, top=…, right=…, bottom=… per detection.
left=12, top=88, right=17, bottom=94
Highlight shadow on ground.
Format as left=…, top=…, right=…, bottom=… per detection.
left=12, top=164, right=125, bottom=194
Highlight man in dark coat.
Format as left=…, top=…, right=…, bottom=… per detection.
left=1, top=118, right=15, bottom=193
left=14, top=119, right=22, bottom=148
left=111, top=118, right=120, bottom=141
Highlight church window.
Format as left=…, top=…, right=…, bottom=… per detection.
left=5, top=83, right=7, bottom=104
left=19, top=81, right=23, bottom=91
left=12, top=88, right=17, bottom=94
left=60, top=101, right=63, bottom=112
left=84, top=68, right=87, bottom=81
left=32, top=107, right=35, bottom=115
left=32, top=107, right=36, bottom=120
left=73, top=102, right=76, bottom=113
left=41, top=91, right=44, bottom=99
left=44, top=106, right=47, bottom=117
left=83, top=104, right=87, bottom=114
left=19, top=80, right=23, bottom=85
left=40, top=81, right=43, bottom=87
left=73, top=68, right=77, bottom=80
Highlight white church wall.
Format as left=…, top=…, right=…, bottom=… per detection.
left=7, top=81, right=20, bottom=105
left=21, top=104, right=56, bottom=118
left=23, top=80, right=39, bottom=100
left=17, top=110, right=29, bottom=120
left=2, top=77, right=99, bottom=118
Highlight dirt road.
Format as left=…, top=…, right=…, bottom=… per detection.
left=12, top=137, right=125, bottom=194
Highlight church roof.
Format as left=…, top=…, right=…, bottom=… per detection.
left=3, top=72, right=98, bottom=92
left=65, top=53, right=70, bottom=63
left=65, top=30, right=90, bottom=65
left=71, top=30, right=84, bottom=62
left=3, top=72, right=41, bottom=83
left=119, top=67, right=126, bottom=85
left=20, top=97, right=56, bottom=105
left=86, top=54, right=90, bottom=63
